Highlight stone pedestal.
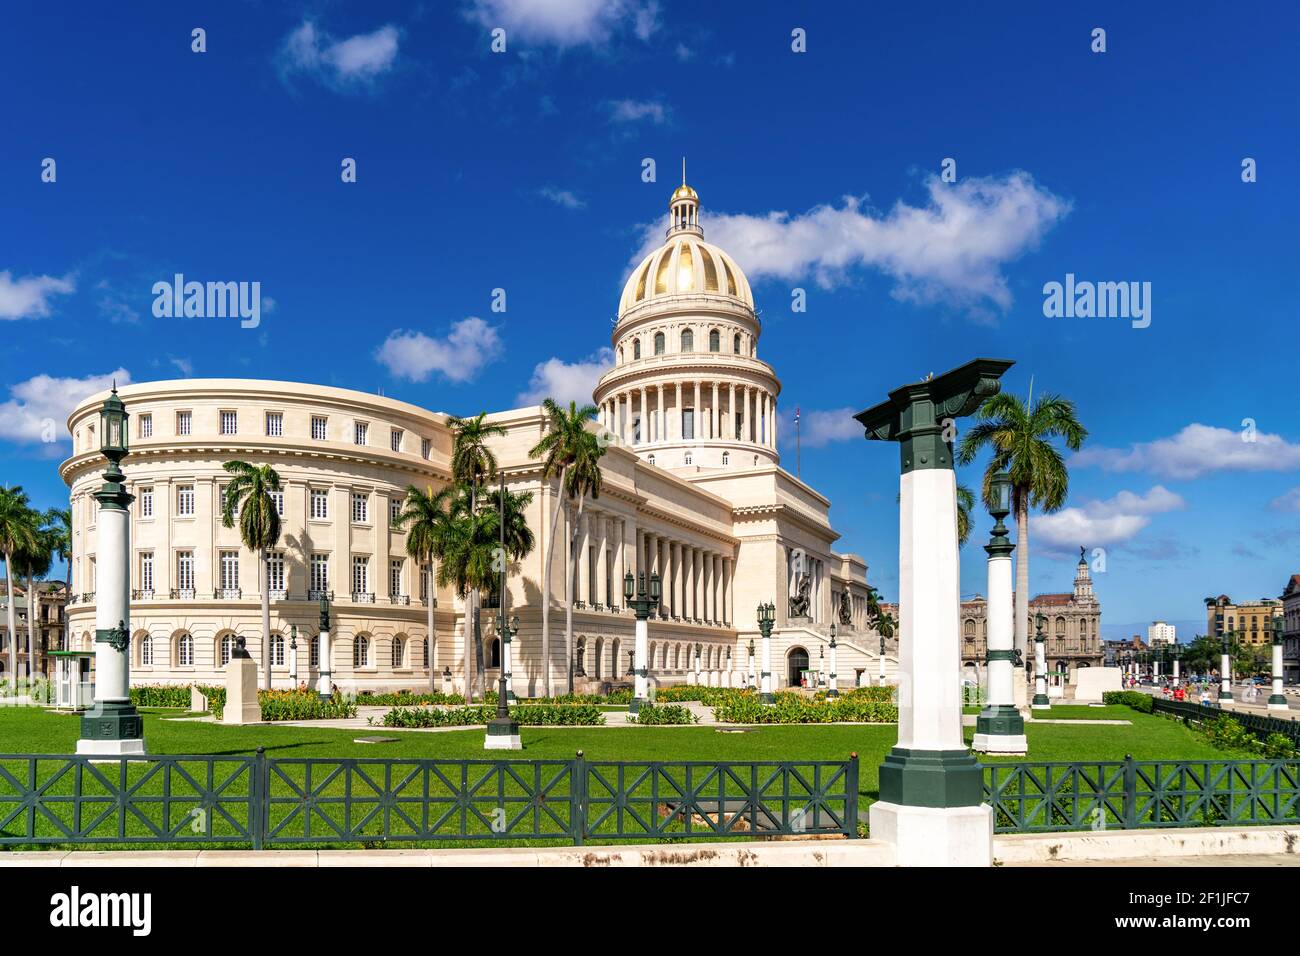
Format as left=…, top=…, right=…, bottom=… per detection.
left=223, top=655, right=261, bottom=724
left=869, top=800, right=993, bottom=867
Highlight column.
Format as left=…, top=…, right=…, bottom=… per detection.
left=973, top=484, right=1027, bottom=754
left=616, top=517, right=627, bottom=603
left=580, top=511, right=593, bottom=604
left=770, top=397, right=777, bottom=449
left=725, top=557, right=733, bottom=625
left=635, top=529, right=644, bottom=580
left=693, top=381, right=701, bottom=440
left=670, top=541, right=681, bottom=618
left=712, top=383, right=719, bottom=439
left=595, top=514, right=608, bottom=606
left=714, top=554, right=722, bottom=624
left=656, top=384, right=665, bottom=442
left=728, top=382, right=736, bottom=439
left=692, top=548, right=700, bottom=621
left=618, top=393, right=627, bottom=444
left=702, top=552, right=713, bottom=623
left=672, top=383, right=680, bottom=441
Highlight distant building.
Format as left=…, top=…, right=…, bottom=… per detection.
left=1102, top=635, right=1146, bottom=667
left=0, top=580, right=69, bottom=681
left=1281, top=575, right=1300, bottom=684
left=1148, top=621, right=1176, bottom=646
left=959, top=550, right=1104, bottom=680
left=1205, top=594, right=1283, bottom=648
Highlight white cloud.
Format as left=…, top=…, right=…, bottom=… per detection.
left=375, top=318, right=502, bottom=384
left=1033, top=486, right=1186, bottom=552
left=0, top=271, right=76, bottom=320
left=631, top=172, right=1068, bottom=313
left=539, top=186, right=586, bottom=209
left=1072, top=423, right=1300, bottom=480
left=0, top=368, right=130, bottom=444
left=467, top=0, right=658, bottom=48
left=608, top=98, right=668, bottom=124
left=517, top=349, right=613, bottom=406
left=1270, top=488, right=1300, bottom=513
left=278, top=21, right=400, bottom=88
left=780, top=407, right=859, bottom=449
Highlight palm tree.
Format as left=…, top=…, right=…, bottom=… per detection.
left=560, top=421, right=605, bottom=694
left=528, top=399, right=600, bottom=697
left=956, top=484, right=976, bottom=548
left=219, top=461, right=282, bottom=689
left=44, top=509, right=71, bottom=625
left=957, top=388, right=1087, bottom=661
left=433, top=488, right=497, bottom=702
left=0, top=487, right=38, bottom=683
left=16, top=522, right=52, bottom=679
left=447, top=413, right=507, bottom=700
left=876, top=610, right=897, bottom=640
left=392, top=484, right=455, bottom=693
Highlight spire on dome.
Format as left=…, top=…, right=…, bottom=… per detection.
left=668, top=159, right=702, bottom=237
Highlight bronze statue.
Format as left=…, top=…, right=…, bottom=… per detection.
left=789, top=575, right=811, bottom=617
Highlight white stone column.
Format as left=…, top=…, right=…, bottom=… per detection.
left=1220, top=651, right=1233, bottom=701
left=670, top=541, right=680, bottom=618
left=1270, top=640, right=1287, bottom=710
left=615, top=517, right=627, bottom=604
left=578, top=511, right=591, bottom=604
left=770, top=397, right=777, bottom=449
left=595, top=514, right=608, bottom=606
left=711, top=382, right=719, bottom=439
left=972, top=509, right=1027, bottom=754
left=728, top=382, right=737, bottom=439
left=693, top=381, right=701, bottom=440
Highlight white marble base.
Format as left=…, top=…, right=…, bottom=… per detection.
left=971, top=733, right=1027, bottom=755
left=869, top=801, right=992, bottom=867
left=483, top=733, right=522, bottom=750
left=1268, top=703, right=1290, bottom=712
left=76, top=738, right=148, bottom=757
left=1031, top=703, right=1051, bottom=711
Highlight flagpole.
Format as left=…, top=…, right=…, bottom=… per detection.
left=795, top=406, right=801, bottom=479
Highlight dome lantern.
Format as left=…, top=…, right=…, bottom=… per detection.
left=669, top=158, right=702, bottom=238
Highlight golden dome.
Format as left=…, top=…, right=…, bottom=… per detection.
left=619, top=235, right=754, bottom=316
left=671, top=183, right=698, bottom=202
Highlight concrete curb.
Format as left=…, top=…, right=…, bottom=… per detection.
left=994, top=825, right=1300, bottom=864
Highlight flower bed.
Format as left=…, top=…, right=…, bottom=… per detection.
left=712, top=691, right=898, bottom=724
left=199, top=687, right=357, bottom=722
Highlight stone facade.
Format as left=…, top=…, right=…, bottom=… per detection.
left=0, top=581, right=69, bottom=681
left=1281, top=575, right=1300, bottom=684
left=1206, top=594, right=1283, bottom=649
left=61, top=181, right=891, bottom=695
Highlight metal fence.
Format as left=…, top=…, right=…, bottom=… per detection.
left=0, top=750, right=859, bottom=849
left=985, top=756, right=1300, bottom=833
left=1151, top=696, right=1300, bottom=748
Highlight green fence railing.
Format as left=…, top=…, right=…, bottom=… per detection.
left=0, top=750, right=859, bottom=849
left=1152, top=696, right=1300, bottom=748
left=985, top=757, right=1300, bottom=833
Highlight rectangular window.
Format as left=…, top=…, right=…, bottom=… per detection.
left=176, top=551, right=195, bottom=591
left=140, top=487, right=154, bottom=518
left=389, top=497, right=402, bottom=523
left=310, top=553, right=329, bottom=594
left=265, top=412, right=283, bottom=437
left=220, top=411, right=237, bottom=435
left=139, top=414, right=153, bottom=439
left=311, top=416, right=327, bottom=441
left=270, top=490, right=284, bottom=516
left=140, top=552, right=154, bottom=592
left=682, top=409, right=695, bottom=440
left=351, top=492, right=368, bottom=524
left=177, top=410, right=191, bottom=436
left=421, top=438, right=431, bottom=459
left=177, top=485, right=195, bottom=517
left=390, top=429, right=403, bottom=452
left=354, top=422, right=368, bottom=446
left=219, top=551, right=240, bottom=591
left=267, top=551, right=285, bottom=592
left=390, top=559, right=403, bottom=597
left=352, top=556, right=369, bottom=595
left=310, top=489, right=328, bottom=520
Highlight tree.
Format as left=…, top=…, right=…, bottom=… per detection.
left=956, top=483, right=976, bottom=549
left=447, top=413, right=507, bottom=700
left=876, top=610, right=897, bottom=640
left=15, top=521, right=52, bottom=678
left=528, top=399, right=600, bottom=697
left=392, top=484, right=455, bottom=693
left=957, top=389, right=1087, bottom=661
left=0, top=487, right=38, bottom=682
left=44, top=509, right=71, bottom=621
left=559, top=417, right=604, bottom=694
left=219, top=461, right=282, bottom=689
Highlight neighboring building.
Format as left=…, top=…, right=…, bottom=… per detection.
left=1102, top=636, right=1146, bottom=668
left=959, top=550, right=1105, bottom=681
left=1281, top=575, right=1300, bottom=684
left=1147, top=621, right=1176, bottom=646
left=0, top=580, right=69, bottom=681
left=1205, top=594, right=1283, bottom=647
left=61, top=180, right=886, bottom=694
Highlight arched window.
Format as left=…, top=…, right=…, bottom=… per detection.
left=270, top=633, right=285, bottom=667
left=654, top=331, right=665, bottom=355
left=353, top=635, right=370, bottom=668
left=618, top=347, right=624, bottom=364
left=685, top=453, right=693, bottom=465
left=1055, top=616, right=1066, bottom=636
left=633, top=338, right=641, bottom=360
left=310, top=635, right=320, bottom=667
left=722, top=452, right=729, bottom=465
left=708, top=329, right=720, bottom=352
left=647, top=454, right=656, bottom=466
left=176, top=633, right=194, bottom=666
left=733, top=333, right=741, bottom=354
left=392, top=636, right=406, bottom=668
left=219, top=634, right=234, bottom=667
left=681, top=329, right=694, bottom=352
left=575, top=637, right=586, bottom=675
left=594, top=637, right=604, bottom=679
left=648, top=641, right=656, bottom=672
left=139, top=634, right=153, bottom=666
left=963, top=620, right=975, bottom=639
left=489, top=638, right=500, bottom=669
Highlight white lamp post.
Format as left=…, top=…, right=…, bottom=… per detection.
left=626, top=571, right=662, bottom=714
left=827, top=624, right=839, bottom=698
left=1220, top=632, right=1234, bottom=702
left=973, top=470, right=1027, bottom=754
left=1032, top=613, right=1050, bottom=709
left=746, top=639, right=756, bottom=689
left=289, top=625, right=299, bottom=687
left=76, top=385, right=146, bottom=756
left=1270, top=616, right=1288, bottom=711
left=316, top=593, right=332, bottom=699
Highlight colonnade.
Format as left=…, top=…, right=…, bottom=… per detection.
left=599, top=380, right=776, bottom=451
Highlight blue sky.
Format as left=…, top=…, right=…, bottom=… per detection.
left=2, top=1, right=1298, bottom=639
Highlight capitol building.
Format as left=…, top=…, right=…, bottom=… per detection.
left=60, top=180, right=890, bottom=695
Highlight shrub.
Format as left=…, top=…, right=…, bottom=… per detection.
left=1263, top=732, right=1297, bottom=759
left=197, top=687, right=355, bottom=721
left=1201, top=715, right=1261, bottom=754
left=130, top=684, right=193, bottom=708
left=353, top=691, right=466, bottom=706
left=1103, top=690, right=1153, bottom=713
left=381, top=704, right=606, bottom=728
left=712, top=691, right=897, bottom=724
left=654, top=685, right=747, bottom=706
left=629, top=704, right=698, bottom=725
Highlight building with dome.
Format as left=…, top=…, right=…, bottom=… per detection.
left=60, top=179, right=889, bottom=694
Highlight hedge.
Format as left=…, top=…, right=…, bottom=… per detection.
left=628, top=704, right=698, bottom=725
left=381, top=704, right=607, bottom=728
left=712, top=691, right=898, bottom=724
left=198, top=687, right=357, bottom=722
left=1102, top=690, right=1154, bottom=713
left=130, top=685, right=194, bottom=708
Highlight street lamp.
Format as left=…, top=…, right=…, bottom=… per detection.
left=1269, top=614, right=1287, bottom=711
left=485, top=471, right=522, bottom=750
left=1220, top=629, right=1233, bottom=702
left=316, top=591, right=333, bottom=700
left=757, top=602, right=776, bottom=704
left=1171, top=643, right=1182, bottom=683
left=625, top=570, right=662, bottom=714
left=1032, top=612, right=1050, bottom=709
left=827, top=623, right=839, bottom=698
left=76, top=385, right=146, bottom=756
left=746, top=638, right=756, bottom=688
left=289, top=624, right=299, bottom=688
left=973, top=469, right=1026, bottom=754
left=879, top=632, right=887, bottom=684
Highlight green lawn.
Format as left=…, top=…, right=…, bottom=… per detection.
left=0, top=703, right=1249, bottom=850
